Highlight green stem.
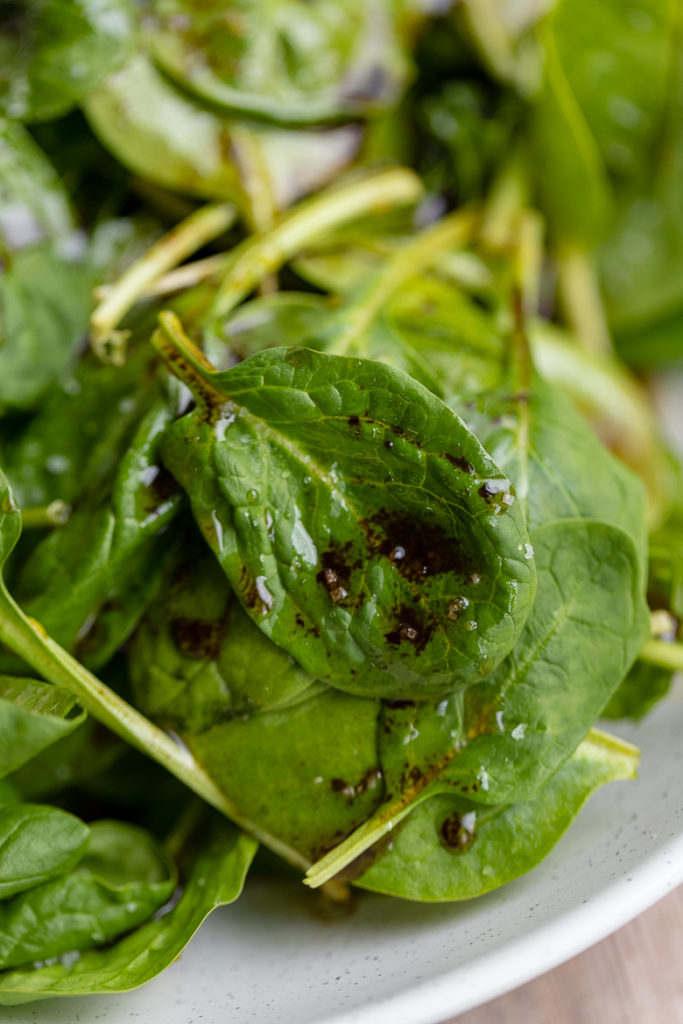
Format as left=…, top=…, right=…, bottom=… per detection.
left=20, top=500, right=71, bottom=528
left=638, top=639, right=683, bottom=673
left=556, top=246, right=613, bottom=357
left=0, top=582, right=309, bottom=872
left=327, top=207, right=478, bottom=356
left=209, top=168, right=422, bottom=320
left=152, top=311, right=226, bottom=415
left=90, top=202, right=236, bottom=364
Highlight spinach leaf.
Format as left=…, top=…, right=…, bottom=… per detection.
left=7, top=399, right=183, bottom=668
left=0, top=818, right=255, bottom=1003
left=187, top=688, right=382, bottom=863
left=0, top=677, right=85, bottom=779
left=0, top=803, right=89, bottom=900
left=531, top=17, right=612, bottom=247
left=156, top=323, right=536, bottom=700
left=129, top=533, right=323, bottom=731
left=355, top=728, right=638, bottom=900
left=0, top=246, right=95, bottom=414
left=0, top=820, right=174, bottom=971
left=306, top=516, right=648, bottom=885
left=84, top=54, right=361, bottom=209
left=143, top=0, right=411, bottom=126
left=8, top=717, right=124, bottom=802
left=0, top=344, right=160, bottom=511
left=0, top=0, right=135, bottom=122
left=0, top=119, right=73, bottom=246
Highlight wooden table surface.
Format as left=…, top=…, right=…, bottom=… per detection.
left=446, top=883, right=683, bottom=1023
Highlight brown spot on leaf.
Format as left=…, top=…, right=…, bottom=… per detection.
left=170, top=617, right=224, bottom=660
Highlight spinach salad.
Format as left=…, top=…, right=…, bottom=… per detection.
left=0, top=0, right=682, bottom=1004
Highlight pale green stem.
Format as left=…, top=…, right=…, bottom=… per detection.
left=0, top=581, right=309, bottom=872
left=556, top=246, right=613, bottom=357
left=638, top=639, right=683, bottom=673
left=90, top=202, right=236, bottom=364
left=209, top=168, right=423, bottom=320
left=460, top=0, right=516, bottom=83
left=327, top=207, right=479, bottom=356
left=94, top=253, right=231, bottom=302
left=304, top=800, right=419, bottom=890
left=20, top=500, right=71, bottom=528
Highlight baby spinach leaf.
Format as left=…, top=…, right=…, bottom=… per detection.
left=1, top=343, right=160, bottom=511
left=157, top=330, right=536, bottom=699
left=8, top=717, right=124, bottom=802
left=144, top=0, right=411, bottom=126
left=0, top=0, right=135, bottom=122
left=0, top=677, right=85, bottom=779
left=545, top=0, right=675, bottom=181
left=0, top=247, right=95, bottom=414
left=0, top=119, right=73, bottom=248
left=129, top=533, right=323, bottom=731
left=0, top=818, right=255, bottom=1003
left=84, top=54, right=360, bottom=209
left=187, top=688, right=383, bottom=863
left=0, top=820, right=174, bottom=971
left=457, top=372, right=648, bottom=564
left=8, top=400, right=183, bottom=668
left=306, top=516, right=648, bottom=884
left=531, top=16, right=612, bottom=247
left=355, top=728, right=638, bottom=900
left=0, top=803, right=89, bottom=900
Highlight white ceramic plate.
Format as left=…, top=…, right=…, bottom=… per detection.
left=6, top=375, right=683, bottom=1024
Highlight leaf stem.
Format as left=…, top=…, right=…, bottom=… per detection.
left=638, top=639, right=683, bottom=673
left=556, top=246, right=613, bottom=357
left=209, top=168, right=423, bottom=320
left=19, top=501, right=71, bottom=528
left=90, top=202, right=236, bottom=364
left=0, top=581, right=309, bottom=873
left=152, top=311, right=226, bottom=414
left=327, top=207, right=478, bottom=356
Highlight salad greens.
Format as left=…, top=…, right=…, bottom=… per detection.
left=0, top=0, right=682, bottom=1004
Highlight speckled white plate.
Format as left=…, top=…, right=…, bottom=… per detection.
left=6, top=375, right=683, bottom=1024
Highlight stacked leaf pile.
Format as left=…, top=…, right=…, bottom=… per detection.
left=0, top=0, right=682, bottom=1004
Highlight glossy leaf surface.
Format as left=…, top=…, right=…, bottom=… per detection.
left=0, top=821, right=174, bottom=970
left=0, top=818, right=255, bottom=1003
left=0, top=803, right=89, bottom=900
left=356, top=729, right=638, bottom=900
left=159, top=344, right=536, bottom=699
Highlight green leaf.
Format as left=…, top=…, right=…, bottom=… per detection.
left=0, top=247, right=95, bottom=414
left=306, top=516, right=648, bottom=885
left=545, top=0, right=676, bottom=180
left=157, top=335, right=536, bottom=700
left=187, top=688, right=383, bottom=862
left=0, top=677, right=85, bottom=779
left=457, top=372, right=649, bottom=564
left=0, top=119, right=73, bottom=247
left=1, top=343, right=160, bottom=511
left=0, top=819, right=255, bottom=1003
left=0, top=0, right=135, bottom=122
left=355, top=728, right=638, bottom=900
left=84, top=54, right=360, bottom=209
left=129, top=533, right=323, bottom=732
left=531, top=17, right=612, bottom=247
left=8, top=400, right=183, bottom=667
left=0, top=821, right=174, bottom=971
left=144, top=0, right=411, bottom=125
left=0, top=803, right=90, bottom=900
